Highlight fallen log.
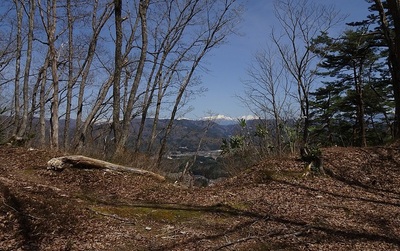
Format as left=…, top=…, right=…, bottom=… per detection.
left=47, top=155, right=165, bottom=181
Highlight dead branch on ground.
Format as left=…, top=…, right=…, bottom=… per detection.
left=47, top=155, right=165, bottom=181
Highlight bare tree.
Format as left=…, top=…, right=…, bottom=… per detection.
left=0, top=4, right=15, bottom=81
left=38, top=0, right=62, bottom=149
left=0, top=0, right=240, bottom=159
left=156, top=0, right=241, bottom=167
left=138, top=0, right=207, bottom=153
left=0, top=3, right=20, bottom=139
left=18, top=0, right=35, bottom=139
left=29, top=53, right=51, bottom=146
left=241, top=48, right=292, bottom=154
left=134, top=0, right=198, bottom=153
left=71, top=1, right=113, bottom=151
left=63, top=0, right=74, bottom=149
left=271, top=0, right=342, bottom=145
left=113, top=0, right=150, bottom=157
left=112, top=0, right=123, bottom=154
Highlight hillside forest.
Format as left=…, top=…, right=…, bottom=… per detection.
left=0, top=0, right=400, bottom=165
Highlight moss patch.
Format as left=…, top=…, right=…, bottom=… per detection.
left=91, top=204, right=203, bottom=224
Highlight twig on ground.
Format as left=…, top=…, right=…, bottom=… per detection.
left=2, top=198, right=41, bottom=220
left=86, top=207, right=136, bottom=224
left=214, top=236, right=259, bottom=250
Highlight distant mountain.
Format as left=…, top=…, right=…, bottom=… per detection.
left=165, top=117, right=268, bottom=152
left=200, top=114, right=236, bottom=125
left=85, top=116, right=266, bottom=152
left=5, top=115, right=263, bottom=153
left=142, top=118, right=239, bottom=152
left=200, top=114, right=259, bottom=125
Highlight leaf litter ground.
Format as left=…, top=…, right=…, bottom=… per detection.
left=0, top=145, right=399, bottom=250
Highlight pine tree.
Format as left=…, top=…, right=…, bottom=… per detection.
left=310, top=26, right=393, bottom=146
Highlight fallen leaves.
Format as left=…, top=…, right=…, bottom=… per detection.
left=0, top=145, right=399, bottom=250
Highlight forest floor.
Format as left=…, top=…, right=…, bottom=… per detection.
left=0, top=144, right=399, bottom=250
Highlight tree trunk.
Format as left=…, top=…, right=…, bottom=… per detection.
left=39, top=57, right=49, bottom=146
left=148, top=56, right=179, bottom=153
left=374, top=0, right=400, bottom=138
left=356, top=64, right=367, bottom=147
left=18, top=0, right=35, bottom=139
left=72, top=2, right=113, bottom=150
left=13, top=0, right=22, bottom=135
left=47, top=155, right=165, bottom=181
left=135, top=56, right=161, bottom=153
left=74, top=77, right=114, bottom=152
left=29, top=52, right=50, bottom=142
left=20, top=0, right=39, bottom=136
left=112, top=0, right=123, bottom=152
left=272, top=0, right=341, bottom=146
left=387, top=0, right=400, bottom=138
left=114, top=0, right=150, bottom=156
left=38, top=0, right=60, bottom=150
left=49, top=1, right=59, bottom=150
left=147, top=84, right=164, bottom=153
left=157, top=68, right=197, bottom=167
left=64, top=0, right=74, bottom=150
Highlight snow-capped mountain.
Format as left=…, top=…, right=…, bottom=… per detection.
left=200, top=114, right=258, bottom=125
left=201, top=114, right=235, bottom=125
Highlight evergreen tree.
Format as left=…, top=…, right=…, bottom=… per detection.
left=310, top=26, right=393, bottom=146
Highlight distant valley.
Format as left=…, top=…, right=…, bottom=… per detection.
left=138, top=117, right=262, bottom=153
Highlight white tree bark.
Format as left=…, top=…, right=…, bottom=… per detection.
left=47, top=155, right=165, bottom=181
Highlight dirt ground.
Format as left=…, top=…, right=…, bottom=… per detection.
left=0, top=145, right=399, bottom=250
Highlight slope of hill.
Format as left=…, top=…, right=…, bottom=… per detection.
left=0, top=145, right=399, bottom=250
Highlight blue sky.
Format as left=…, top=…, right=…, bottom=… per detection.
left=187, top=0, right=372, bottom=119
